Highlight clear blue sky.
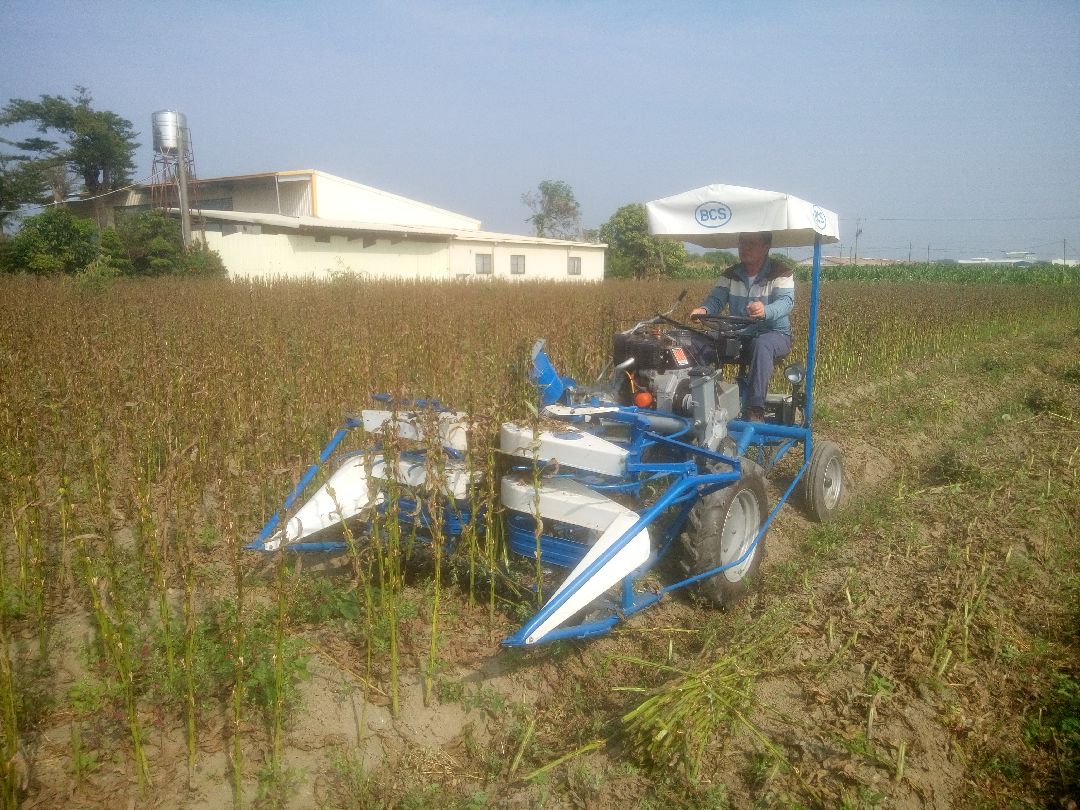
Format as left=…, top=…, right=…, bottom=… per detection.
left=2, top=0, right=1078, bottom=261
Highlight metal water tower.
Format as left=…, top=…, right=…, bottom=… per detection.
left=150, top=110, right=198, bottom=247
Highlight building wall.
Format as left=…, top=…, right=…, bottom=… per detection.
left=229, top=176, right=303, bottom=215
left=68, top=169, right=605, bottom=281
left=202, top=229, right=452, bottom=280
left=449, top=240, right=604, bottom=282
left=201, top=228, right=604, bottom=282
left=193, top=176, right=311, bottom=216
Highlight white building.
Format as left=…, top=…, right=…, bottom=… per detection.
left=73, top=170, right=605, bottom=282
left=958, top=251, right=1037, bottom=267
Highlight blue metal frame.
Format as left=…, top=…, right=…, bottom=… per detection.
left=501, top=234, right=826, bottom=646
left=249, top=235, right=828, bottom=647
left=246, top=403, right=474, bottom=553
left=246, top=421, right=358, bottom=551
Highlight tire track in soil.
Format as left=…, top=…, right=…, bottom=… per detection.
left=43, top=332, right=1065, bottom=810
left=335, top=331, right=1068, bottom=810
left=711, top=329, right=1079, bottom=808
left=762, top=332, right=1043, bottom=569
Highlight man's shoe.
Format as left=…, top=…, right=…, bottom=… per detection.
left=747, top=406, right=766, bottom=422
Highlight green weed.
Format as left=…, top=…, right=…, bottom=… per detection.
left=255, top=760, right=302, bottom=809
left=434, top=677, right=465, bottom=704
left=866, top=673, right=894, bottom=697
left=804, top=523, right=847, bottom=556
left=286, top=576, right=362, bottom=626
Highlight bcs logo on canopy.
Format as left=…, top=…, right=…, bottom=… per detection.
left=695, top=202, right=732, bottom=228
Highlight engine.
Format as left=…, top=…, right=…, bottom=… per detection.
left=613, top=328, right=701, bottom=374
left=611, top=328, right=741, bottom=450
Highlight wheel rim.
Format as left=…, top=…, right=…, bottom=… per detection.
left=721, top=489, right=761, bottom=581
left=822, top=456, right=843, bottom=510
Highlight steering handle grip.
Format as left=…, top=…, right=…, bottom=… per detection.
left=690, top=312, right=758, bottom=326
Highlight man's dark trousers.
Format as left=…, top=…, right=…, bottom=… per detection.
left=746, top=331, right=792, bottom=409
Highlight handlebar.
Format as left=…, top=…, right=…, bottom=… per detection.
left=690, top=312, right=759, bottom=326
left=619, top=290, right=760, bottom=340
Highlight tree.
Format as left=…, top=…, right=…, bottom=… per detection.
left=2, top=206, right=99, bottom=274
left=0, top=87, right=138, bottom=226
left=0, top=155, right=47, bottom=235
left=107, top=211, right=225, bottom=277
left=703, top=250, right=737, bottom=269
left=599, top=203, right=687, bottom=279
left=112, top=210, right=188, bottom=276
left=2, top=208, right=226, bottom=278
left=522, top=180, right=582, bottom=239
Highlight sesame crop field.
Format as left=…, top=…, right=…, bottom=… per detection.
left=1, top=272, right=1078, bottom=809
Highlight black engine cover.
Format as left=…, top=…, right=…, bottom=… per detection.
left=613, top=333, right=673, bottom=371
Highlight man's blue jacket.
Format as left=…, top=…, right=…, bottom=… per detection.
left=699, top=258, right=795, bottom=336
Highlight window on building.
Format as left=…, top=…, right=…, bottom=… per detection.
left=567, top=256, right=582, bottom=276
left=475, top=254, right=493, bottom=274
left=510, top=255, right=526, bottom=275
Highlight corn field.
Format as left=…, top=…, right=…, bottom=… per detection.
left=0, top=273, right=1077, bottom=807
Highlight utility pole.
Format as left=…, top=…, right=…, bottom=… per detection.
left=853, top=218, right=861, bottom=265
left=908, top=241, right=912, bottom=263
left=926, top=244, right=931, bottom=264
left=176, top=124, right=192, bottom=249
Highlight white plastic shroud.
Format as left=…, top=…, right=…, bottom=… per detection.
left=501, top=475, right=649, bottom=645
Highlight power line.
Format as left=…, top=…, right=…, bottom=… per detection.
left=840, top=215, right=1080, bottom=223
left=0, top=170, right=165, bottom=215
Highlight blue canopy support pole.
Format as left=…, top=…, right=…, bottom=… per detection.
left=803, top=233, right=823, bottom=430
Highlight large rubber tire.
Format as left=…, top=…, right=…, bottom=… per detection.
left=803, top=439, right=844, bottom=523
left=678, top=471, right=769, bottom=606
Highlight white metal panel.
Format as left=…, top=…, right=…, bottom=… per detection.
left=227, top=176, right=296, bottom=214
left=528, top=511, right=649, bottom=645
left=276, top=177, right=312, bottom=217
left=500, top=422, right=627, bottom=477
left=500, top=475, right=651, bottom=645
left=501, top=476, right=631, bottom=531
left=543, top=405, right=621, bottom=418
left=268, top=453, right=385, bottom=550
left=265, top=453, right=473, bottom=550
left=360, top=409, right=470, bottom=452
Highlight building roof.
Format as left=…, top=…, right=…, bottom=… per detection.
left=158, top=169, right=482, bottom=231
left=187, top=208, right=605, bottom=249
left=73, top=168, right=603, bottom=248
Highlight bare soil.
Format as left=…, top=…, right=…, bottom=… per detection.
left=13, top=328, right=1080, bottom=809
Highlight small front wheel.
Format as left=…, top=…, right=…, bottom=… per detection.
left=678, top=471, right=769, bottom=606
left=803, top=439, right=844, bottom=523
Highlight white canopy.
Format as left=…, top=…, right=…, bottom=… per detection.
left=645, top=183, right=840, bottom=249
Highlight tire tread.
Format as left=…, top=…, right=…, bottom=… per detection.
left=677, top=469, right=768, bottom=606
